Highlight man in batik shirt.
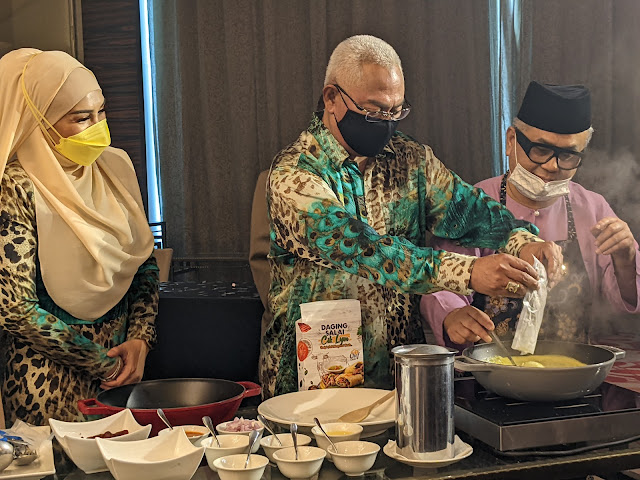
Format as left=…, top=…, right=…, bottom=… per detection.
left=259, top=35, right=562, bottom=398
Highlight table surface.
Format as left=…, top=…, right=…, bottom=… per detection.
left=43, top=410, right=640, bottom=480
left=44, top=336, right=640, bottom=480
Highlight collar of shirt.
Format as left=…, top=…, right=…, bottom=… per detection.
left=307, top=112, right=396, bottom=169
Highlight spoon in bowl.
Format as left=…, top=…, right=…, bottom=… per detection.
left=202, top=416, right=221, bottom=447
left=257, top=414, right=282, bottom=446
left=290, top=422, right=299, bottom=461
left=244, top=429, right=261, bottom=469
left=156, top=409, right=173, bottom=430
left=313, top=417, right=338, bottom=454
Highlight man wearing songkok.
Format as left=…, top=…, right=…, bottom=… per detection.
left=260, top=36, right=563, bottom=398
left=421, top=81, right=640, bottom=349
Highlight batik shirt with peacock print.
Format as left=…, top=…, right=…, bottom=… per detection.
left=259, top=113, right=540, bottom=398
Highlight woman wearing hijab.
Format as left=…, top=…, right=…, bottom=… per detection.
left=0, top=48, right=158, bottom=426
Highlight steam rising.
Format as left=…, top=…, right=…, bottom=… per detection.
left=575, top=148, right=640, bottom=340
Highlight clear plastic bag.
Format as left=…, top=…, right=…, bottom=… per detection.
left=511, top=257, right=548, bottom=355
left=0, top=420, right=50, bottom=465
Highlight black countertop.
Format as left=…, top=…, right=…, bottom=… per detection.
left=46, top=403, right=640, bottom=480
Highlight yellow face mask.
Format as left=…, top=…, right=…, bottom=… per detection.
left=52, top=119, right=111, bottom=166
left=21, top=58, right=111, bottom=166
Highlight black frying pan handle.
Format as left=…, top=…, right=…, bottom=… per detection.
left=592, top=345, right=626, bottom=361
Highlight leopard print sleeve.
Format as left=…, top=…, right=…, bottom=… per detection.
left=125, top=255, right=159, bottom=349
left=0, top=163, right=117, bottom=378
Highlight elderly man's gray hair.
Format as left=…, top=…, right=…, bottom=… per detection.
left=324, top=35, right=403, bottom=88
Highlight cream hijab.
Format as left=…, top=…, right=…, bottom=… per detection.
left=0, top=48, right=154, bottom=321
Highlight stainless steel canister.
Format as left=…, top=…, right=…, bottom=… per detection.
left=392, top=344, right=457, bottom=460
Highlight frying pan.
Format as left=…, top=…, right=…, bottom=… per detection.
left=454, top=341, right=625, bottom=401
left=78, top=378, right=261, bottom=435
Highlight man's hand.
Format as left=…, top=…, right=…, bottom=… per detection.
left=470, top=253, right=539, bottom=297
left=519, top=241, right=563, bottom=287
left=444, top=306, right=494, bottom=345
left=101, top=339, right=150, bottom=390
left=591, top=217, right=636, bottom=265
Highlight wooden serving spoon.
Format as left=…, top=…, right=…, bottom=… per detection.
left=338, top=390, right=395, bottom=423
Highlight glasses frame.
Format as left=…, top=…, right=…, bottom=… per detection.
left=333, top=84, right=411, bottom=122
left=514, top=128, right=585, bottom=170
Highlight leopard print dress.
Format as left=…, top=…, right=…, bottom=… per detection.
left=0, top=161, right=159, bottom=426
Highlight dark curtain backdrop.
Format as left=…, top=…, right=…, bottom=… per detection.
left=519, top=0, right=640, bottom=236
left=151, top=0, right=493, bottom=259
left=515, top=0, right=640, bottom=333
left=151, top=0, right=640, bottom=272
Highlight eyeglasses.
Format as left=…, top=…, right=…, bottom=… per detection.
left=515, top=128, right=584, bottom=170
left=333, top=84, right=411, bottom=122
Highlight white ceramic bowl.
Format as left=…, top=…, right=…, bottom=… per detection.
left=311, top=422, right=363, bottom=459
left=96, top=428, right=204, bottom=480
left=49, top=409, right=152, bottom=474
left=216, top=420, right=264, bottom=453
left=272, top=446, right=326, bottom=479
left=202, top=435, right=250, bottom=471
left=213, top=453, right=269, bottom=480
left=329, top=441, right=380, bottom=476
left=158, top=425, right=210, bottom=445
left=259, top=433, right=312, bottom=463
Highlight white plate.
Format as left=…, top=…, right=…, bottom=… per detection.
left=258, top=388, right=394, bottom=438
left=383, top=436, right=473, bottom=468
left=0, top=426, right=55, bottom=480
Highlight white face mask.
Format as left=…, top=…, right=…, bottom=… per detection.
left=508, top=148, right=570, bottom=202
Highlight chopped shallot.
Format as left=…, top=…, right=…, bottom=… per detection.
left=220, top=417, right=262, bottom=432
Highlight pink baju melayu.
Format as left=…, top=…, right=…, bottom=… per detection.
left=420, top=175, right=640, bottom=349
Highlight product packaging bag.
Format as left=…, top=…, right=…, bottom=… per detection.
left=296, top=299, right=364, bottom=390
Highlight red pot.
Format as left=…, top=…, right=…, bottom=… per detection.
left=78, top=378, right=261, bottom=435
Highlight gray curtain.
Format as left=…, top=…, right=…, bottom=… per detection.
left=513, top=0, right=640, bottom=334
left=149, top=0, right=494, bottom=259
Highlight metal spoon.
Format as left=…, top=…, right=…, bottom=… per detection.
left=489, top=330, right=517, bottom=366
left=314, top=417, right=338, bottom=453
left=290, top=422, right=298, bottom=461
left=244, top=429, right=261, bottom=468
left=0, top=441, right=13, bottom=472
left=257, top=414, right=282, bottom=446
left=156, top=408, right=173, bottom=430
left=202, top=416, right=221, bottom=447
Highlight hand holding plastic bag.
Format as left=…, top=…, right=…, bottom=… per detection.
left=512, top=257, right=548, bottom=355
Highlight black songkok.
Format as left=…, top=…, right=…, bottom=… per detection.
left=517, top=81, right=591, bottom=134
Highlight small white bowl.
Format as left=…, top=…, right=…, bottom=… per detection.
left=311, top=422, right=363, bottom=459
left=330, top=441, right=380, bottom=476
left=158, top=425, right=210, bottom=445
left=49, top=409, right=152, bottom=474
left=272, top=446, right=326, bottom=479
left=202, top=435, right=250, bottom=471
left=96, top=428, right=204, bottom=480
left=213, top=453, right=269, bottom=480
left=216, top=420, right=264, bottom=453
left=259, top=433, right=312, bottom=463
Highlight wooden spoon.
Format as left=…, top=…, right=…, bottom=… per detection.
left=338, top=390, right=395, bottom=423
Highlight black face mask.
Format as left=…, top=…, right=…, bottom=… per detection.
left=336, top=109, right=398, bottom=157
